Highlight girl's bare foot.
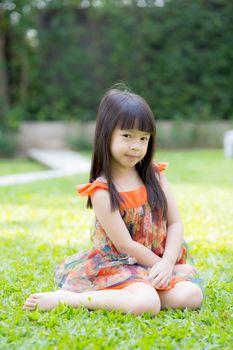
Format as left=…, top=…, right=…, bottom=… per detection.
left=23, top=290, right=77, bottom=311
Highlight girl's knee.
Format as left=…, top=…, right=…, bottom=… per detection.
left=132, top=288, right=161, bottom=316
left=190, top=285, right=203, bottom=309
left=183, top=284, right=203, bottom=309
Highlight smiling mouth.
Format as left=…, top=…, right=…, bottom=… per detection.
left=125, top=155, right=139, bottom=159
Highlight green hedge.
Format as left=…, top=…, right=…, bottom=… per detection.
left=7, top=0, right=233, bottom=122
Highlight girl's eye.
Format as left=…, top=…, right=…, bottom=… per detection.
left=141, top=137, right=149, bottom=141
left=122, top=134, right=131, bottom=138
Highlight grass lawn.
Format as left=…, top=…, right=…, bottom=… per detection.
left=0, top=158, right=47, bottom=176
left=0, top=149, right=232, bottom=349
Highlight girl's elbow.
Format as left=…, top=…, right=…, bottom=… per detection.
left=168, top=221, right=184, bottom=235
left=117, top=240, right=134, bottom=255
left=168, top=221, right=183, bottom=229
left=177, top=221, right=184, bottom=237
left=178, top=221, right=184, bottom=233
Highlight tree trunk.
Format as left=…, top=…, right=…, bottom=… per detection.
left=19, top=46, right=29, bottom=103
left=0, top=30, right=10, bottom=125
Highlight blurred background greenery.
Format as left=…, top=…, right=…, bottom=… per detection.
left=0, top=0, right=232, bottom=156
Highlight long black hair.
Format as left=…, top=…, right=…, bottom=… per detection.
left=87, top=84, right=167, bottom=220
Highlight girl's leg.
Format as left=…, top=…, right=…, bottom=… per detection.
left=157, top=281, right=203, bottom=310
left=23, top=282, right=161, bottom=316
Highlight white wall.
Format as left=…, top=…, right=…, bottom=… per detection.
left=18, top=120, right=233, bottom=154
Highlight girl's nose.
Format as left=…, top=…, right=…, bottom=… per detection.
left=130, top=143, right=140, bottom=151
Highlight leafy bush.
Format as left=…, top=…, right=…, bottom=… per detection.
left=4, top=0, right=232, bottom=122
left=0, top=129, right=18, bottom=157
left=66, top=134, right=93, bottom=151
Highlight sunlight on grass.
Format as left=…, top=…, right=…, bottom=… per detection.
left=0, top=158, right=48, bottom=175
left=0, top=150, right=233, bottom=349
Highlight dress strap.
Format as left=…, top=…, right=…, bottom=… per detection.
left=152, top=161, right=169, bottom=172
left=76, top=163, right=168, bottom=197
left=76, top=179, right=108, bottom=197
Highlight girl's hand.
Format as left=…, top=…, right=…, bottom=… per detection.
left=173, top=264, right=198, bottom=278
left=148, top=259, right=174, bottom=289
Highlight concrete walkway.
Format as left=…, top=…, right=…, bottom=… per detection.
left=0, top=149, right=91, bottom=186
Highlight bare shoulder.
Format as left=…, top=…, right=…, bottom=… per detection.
left=154, top=170, right=168, bottom=189
left=154, top=167, right=166, bottom=183
left=90, top=187, right=133, bottom=253
left=158, top=172, right=174, bottom=197
left=158, top=171, right=168, bottom=186
left=91, top=188, right=112, bottom=210
left=158, top=172, right=182, bottom=224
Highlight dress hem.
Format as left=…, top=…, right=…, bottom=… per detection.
left=97, top=276, right=187, bottom=292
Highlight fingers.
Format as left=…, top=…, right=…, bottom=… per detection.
left=193, top=266, right=198, bottom=275
left=149, top=265, right=163, bottom=280
left=148, top=267, right=158, bottom=280
left=190, top=268, right=197, bottom=276
left=150, top=272, right=171, bottom=289
left=156, top=278, right=169, bottom=289
left=151, top=273, right=164, bottom=286
left=149, top=263, right=199, bottom=289
left=187, top=265, right=198, bottom=277
left=174, top=264, right=198, bottom=277
left=152, top=276, right=170, bottom=289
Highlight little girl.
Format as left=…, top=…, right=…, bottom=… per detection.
left=23, top=85, right=203, bottom=315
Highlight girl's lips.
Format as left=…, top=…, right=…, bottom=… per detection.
left=125, top=155, right=139, bottom=159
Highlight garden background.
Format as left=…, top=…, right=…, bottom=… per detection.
left=0, top=0, right=233, bottom=349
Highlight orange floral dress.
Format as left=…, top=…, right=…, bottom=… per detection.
left=54, top=162, right=198, bottom=293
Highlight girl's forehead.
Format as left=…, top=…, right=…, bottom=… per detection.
left=115, top=114, right=154, bottom=133
left=115, top=127, right=151, bottom=135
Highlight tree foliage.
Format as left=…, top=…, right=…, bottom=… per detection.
left=1, top=0, right=232, bottom=124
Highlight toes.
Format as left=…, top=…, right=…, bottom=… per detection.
left=30, top=294, right=40, bottom=299
left=23, top=304, right=36, bottom=311
left=23, top=297, right=38, bottom=311
left=24, top=298, right=37, bottom=305
left=27, top=297, right=36, bottom=302
left=25, top=301, right=36, bottom=307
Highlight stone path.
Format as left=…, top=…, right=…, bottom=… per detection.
left=0, top=149, right=91, bottom=186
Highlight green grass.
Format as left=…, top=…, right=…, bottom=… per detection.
left=0, top=158, right=48, bottom=176
left=0, top=150, right=233, bottom=350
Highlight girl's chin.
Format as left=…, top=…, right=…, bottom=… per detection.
left=124, top=155, right=140, bottom=163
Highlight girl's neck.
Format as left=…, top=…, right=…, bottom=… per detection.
left=111, top=167, right=144, bottom=192
left=111, top=166, right=136, bottom=179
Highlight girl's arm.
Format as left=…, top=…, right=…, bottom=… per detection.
left=148, top=172, right=184, bottom=288
left=91, top=189, right=161, bottom=267
left=160, top=172, right=184, bottom=264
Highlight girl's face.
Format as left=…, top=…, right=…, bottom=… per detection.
left=110, top=128, right=151, bottom=170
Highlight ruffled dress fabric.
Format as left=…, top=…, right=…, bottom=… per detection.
left=54, top=162, right=201, bottom=293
